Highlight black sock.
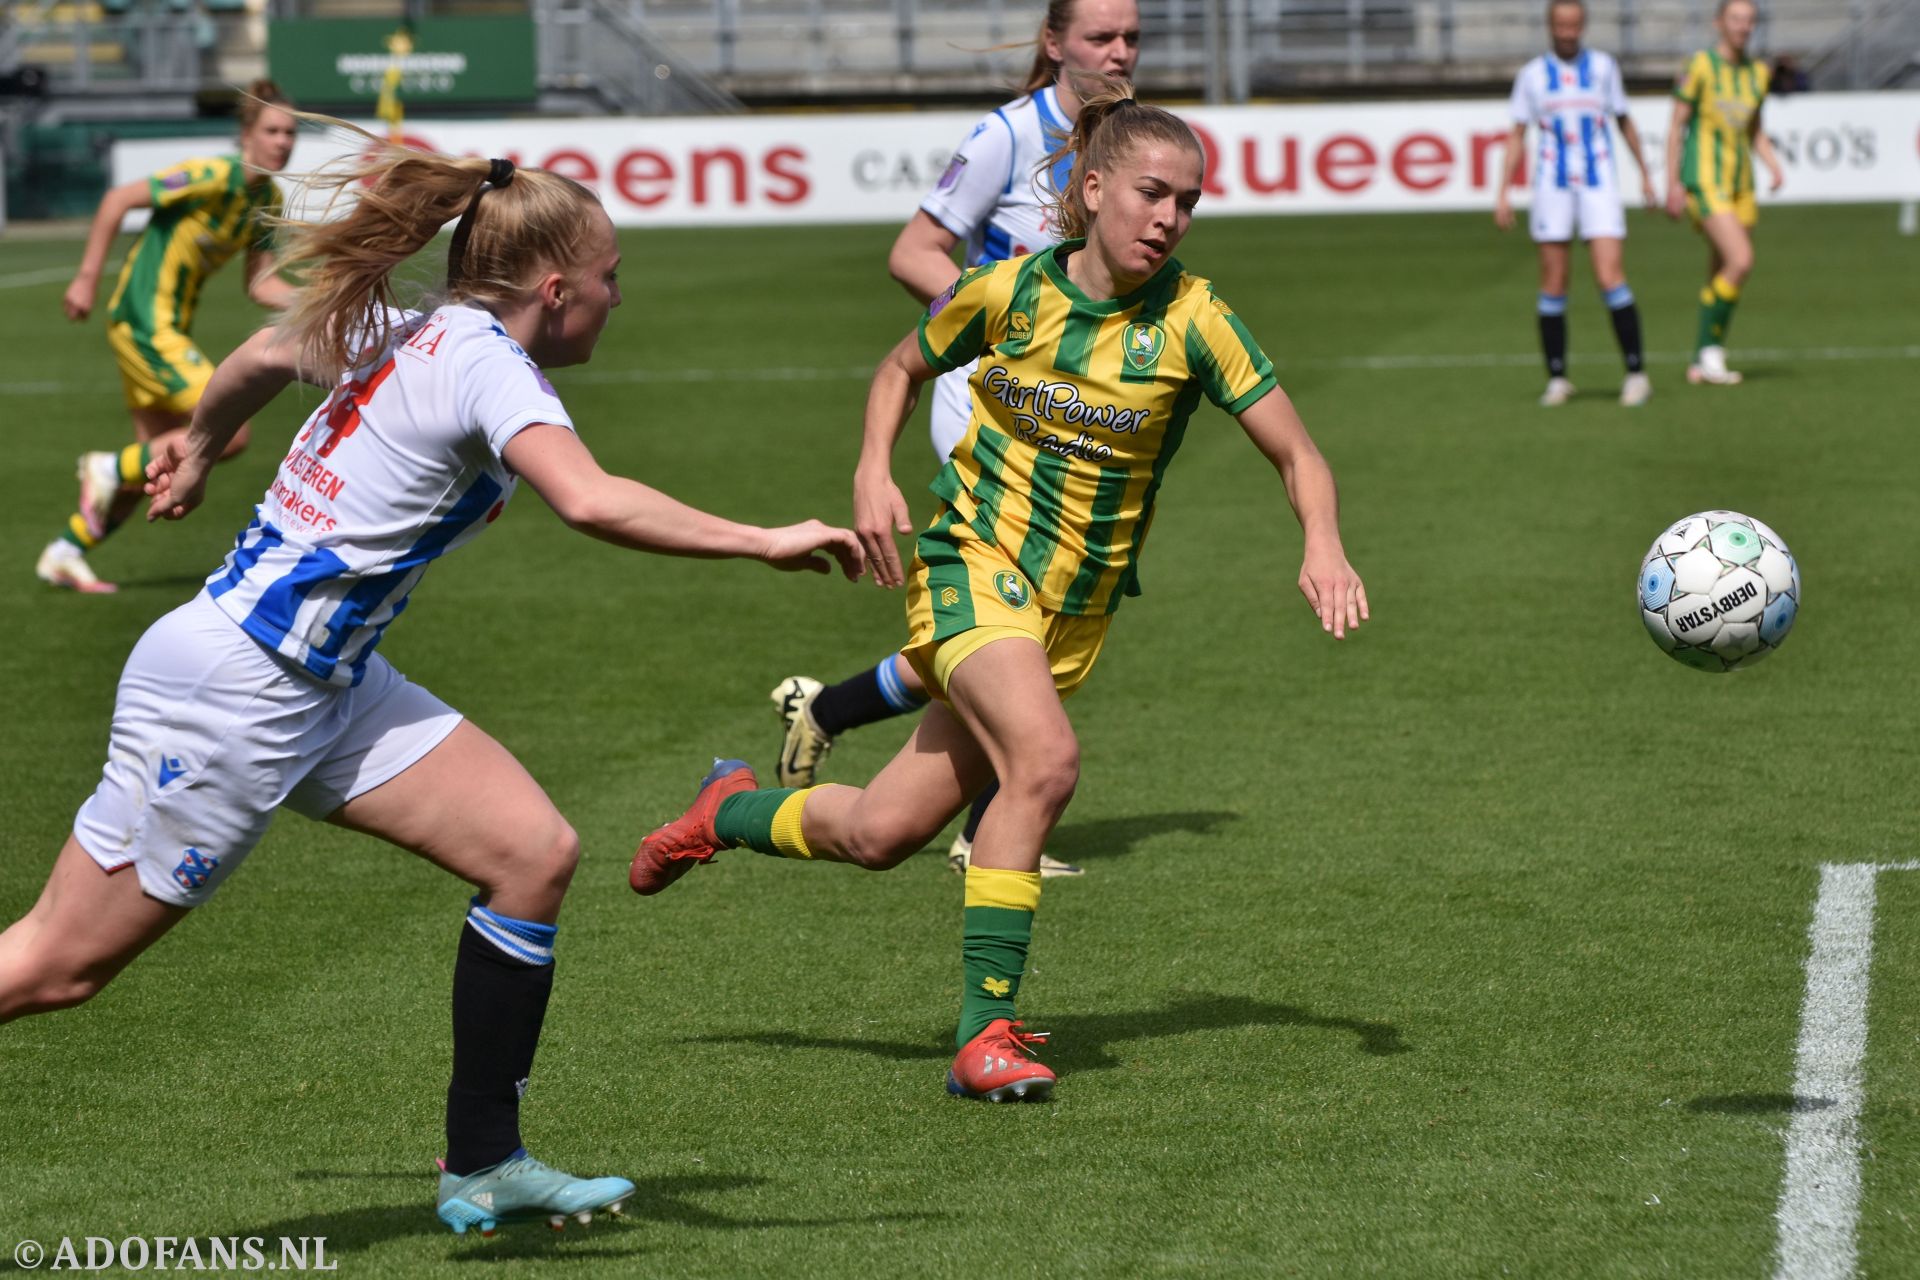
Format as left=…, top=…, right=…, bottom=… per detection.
left=1537, top=304, right=1568, bottom=378
left=1609, top=301, right=1644, bottom=373
left=810, top=657, right=926, bottom=737
left=962, top=779, right=1000, bottom=842
left=445, top=916, right=556, bottom=1176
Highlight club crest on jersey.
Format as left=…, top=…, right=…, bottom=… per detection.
left=171, top=847, right=219, bottom=893
left=993, top=571, right=1033, bottom=612
left=1123, top=321, right=1165, bottom=371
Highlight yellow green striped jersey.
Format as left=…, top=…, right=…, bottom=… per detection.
left=106, top=154, right=282, bottom=337
left=917, top=241, right=1277, bottom=617
left=1674, top=49, right=1770, bottom=196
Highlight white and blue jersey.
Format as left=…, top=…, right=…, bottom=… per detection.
left=1509, top=48, right=1629, bottom=191
left=206, top=304, right=574, bottom=687
left=919, top=86, right=1076, bottom=458
left=920, top=85, right=1075, bottom=268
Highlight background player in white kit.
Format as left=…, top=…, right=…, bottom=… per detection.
left=769, top=0, right=1139, bottom=877
left=1495, top=0, right=1655, bottom=408
left=0, top=139, right=861, bottom=1235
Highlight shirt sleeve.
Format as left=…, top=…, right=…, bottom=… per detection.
left=919, top=110, right=1019, bottom=241
left=1186, top=286, right=1277, bottom=415
left=1674, top=52, right=1708, bottom=103
left=1606, top=55, right=1631, bottom=117
left=1508, top=64, right=1536, bottom=124
left=460, top=334, right=576, bottom=460
left=1753, top=60, right=1772, bottom=104
left=149, top=156, right=236, bottom=210
left=250, top=179, right=284, bottom=255
left=917, top=260, right=1002, bottom=375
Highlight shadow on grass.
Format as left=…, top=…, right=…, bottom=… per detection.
left=689, top=990, right=1409, bottom=1071
left=1043, top=810, right=1240, bottom=864
left=214, top=1172, right=944, bottom=1262
left=1685, top=1093, right=1831, bottom=1115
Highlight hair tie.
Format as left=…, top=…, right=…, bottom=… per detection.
left=1115, top=96, right=1136, bottom=108
left=447, top=158, right=516, bottom=291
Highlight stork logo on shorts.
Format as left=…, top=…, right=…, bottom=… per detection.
left=171, top=847, right=219, bottom=893
left=1123, top=321, right=1165, bottom=372
left=993, top=570, right=1033, bottom=612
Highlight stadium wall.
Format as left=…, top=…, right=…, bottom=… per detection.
left=111, top=93, right=1920, bottom=230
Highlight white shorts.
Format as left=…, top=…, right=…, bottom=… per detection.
left=73, top=591, right=462, bottom=907
left=928, top=360, right=977, bottom=462
left=1530, top=182, right=1627, bottom=243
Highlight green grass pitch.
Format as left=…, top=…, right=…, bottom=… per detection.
left=0, top=204, right=1916, bottom=1277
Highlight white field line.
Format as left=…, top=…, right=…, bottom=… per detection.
left=0, top=266, right=77, bottom=290
left=1774, top=861, right=1920, bottom=1280
left=2, top=344, right=1916, bottom=397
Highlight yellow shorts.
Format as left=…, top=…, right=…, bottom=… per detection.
left=902, top=511, right=1112, bottom=701
left=1686, top=184, right=1758, bottom=230
left=108, top=321, right=212, bottom=414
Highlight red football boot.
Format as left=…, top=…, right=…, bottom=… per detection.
left=946, top=1019, right=1055, bottom=1102
left=630, top=758, right=758, bottom=896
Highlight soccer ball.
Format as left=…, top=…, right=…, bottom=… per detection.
left=1638, top=510, right=1799, bottom=671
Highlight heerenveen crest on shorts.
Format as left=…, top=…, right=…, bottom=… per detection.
left=205, top=305, right=575, bottom=688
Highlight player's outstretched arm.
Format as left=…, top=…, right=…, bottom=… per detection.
left=64, top=178, right=151, bottom=322
left=1237, top=387, right=1368, bottom=640
left=853, top=330, right=936, bottom=589
left=246, top=249, right=299, bottom=310
left=505, top=424, right=864, bottom=579
left=146, top=324, right=301, bottom=521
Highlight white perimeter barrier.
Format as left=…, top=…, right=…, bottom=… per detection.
left=113, top=93, right=1920, bottom=230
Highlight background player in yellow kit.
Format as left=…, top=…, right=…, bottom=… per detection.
left=633, top=81, right=1367, bottom=1103
left=40, top=81, right=299, bottom=593
left=1664, top=0, right=1783, bottom=386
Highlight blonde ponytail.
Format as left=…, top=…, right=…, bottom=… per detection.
left=270, top=114, right=602, bottom=380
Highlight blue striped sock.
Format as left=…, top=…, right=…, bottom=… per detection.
left=1604, top=283, right=1635, bottom=310
left=874, top=656, right=929, bottom=714
left=465, top=898, right=557, bottom=966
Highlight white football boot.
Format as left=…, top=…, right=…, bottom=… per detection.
left=769, top=676, right=832, bottom=788
left=1619, top=372, right=1652, bottom=407
left=1539, top=377, right=1576, bottom=407
left=76, top=450, right=124, bottom=539
left=1687, top=345, right=1743, bottom=386
left=35, top=540, right=116, bottom=594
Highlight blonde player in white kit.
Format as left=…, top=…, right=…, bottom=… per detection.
left=1495, top=0, right=1656, bottom=408
left=0, top=141, right=862, bottom=1236
left=770, top=0, right=1139, bottom=876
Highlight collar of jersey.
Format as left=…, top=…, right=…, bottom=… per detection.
left=1040, top=240, right=1182, bottom=315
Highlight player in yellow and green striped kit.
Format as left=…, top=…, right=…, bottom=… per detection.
left=1663, top=0, right=1784, bottom=387
left=632, top=81, right=1368, bottom=1103
left=38, top=81, right=299, bottom=594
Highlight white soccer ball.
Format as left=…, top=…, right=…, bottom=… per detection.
left=1638, top=510, right=1800, bottom=672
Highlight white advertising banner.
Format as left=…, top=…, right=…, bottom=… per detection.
left=113, top=92, right=1920, bottom=230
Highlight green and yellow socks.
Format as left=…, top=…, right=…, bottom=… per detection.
left=958, top=866, right=1041, bottom=1047
left=60, top=442, right=150, bottom=552
left=1696, top=273, right=1741, bottom=354
left=714, top=787, right=814, bottom=859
